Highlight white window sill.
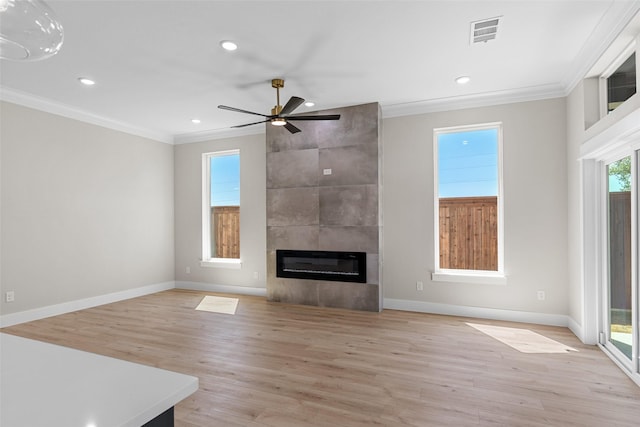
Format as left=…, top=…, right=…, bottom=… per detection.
left=431, top=270, right=507, bottom=285
left=200, top=258, right=242, bottom=269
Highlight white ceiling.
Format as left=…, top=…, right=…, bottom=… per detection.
left=1, top=0, right=639, bottom=143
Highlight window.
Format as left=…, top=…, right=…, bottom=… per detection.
left=202, top=150, right=240, bottom=266
left=433, top=123, right=504, bottom=282
left=606, top=52, right=636, bottom=113
left=605, top=156, right=633, bottom=361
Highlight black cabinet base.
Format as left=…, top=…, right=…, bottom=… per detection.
left=142, top=407, right=174, bottom=427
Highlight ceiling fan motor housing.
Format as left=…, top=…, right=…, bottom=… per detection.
left=217, top=78, right=340, bottom=134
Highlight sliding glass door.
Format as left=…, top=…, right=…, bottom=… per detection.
left=603, top=152, right=638, bottom=377
left=606, top=156, right=633, bottom=361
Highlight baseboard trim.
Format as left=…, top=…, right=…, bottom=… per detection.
left=567, top=316, right=586, bottom=343
left=175, top=281, right=267, bottom=297
left=383, top=298, right=570, bottom=327
left=0, top=281, right=175, bottom=328
left=1, top=284, right=569, bottom=331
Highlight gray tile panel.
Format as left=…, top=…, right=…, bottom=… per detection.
left=319, top=185, right=378, bottom=226
left=267, top=226, right=319, bottom=251
left=267, top=149, right=319, bottom=189
left=267, top=187, right=319, bottom=226
left=319, top=144, right=378, bottom=186
left=318, top=226, right=378, bottom=254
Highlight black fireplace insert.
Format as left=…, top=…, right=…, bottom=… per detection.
left=276, top=250, right=367, bottom=283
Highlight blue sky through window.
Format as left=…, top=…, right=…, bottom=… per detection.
left=210, top=154, right=240, bottom=206
left=609, top=176, right=627, bottom=192
left=607, top=157, right=631, bottom=192
left=438, top=128, right=498, bottom=198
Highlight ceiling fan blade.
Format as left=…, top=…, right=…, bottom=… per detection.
left=284, top=122, right=302, bottom=134
left=286, top=114, right=341, bottom=121
left=231, top=120, right=269, bottom=128
left=279, top=96, right=305, bottom=116
left=218, top=105, right=270, bottom=118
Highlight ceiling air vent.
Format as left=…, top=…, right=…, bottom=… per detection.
left=470, top=17, right=501, bottom=44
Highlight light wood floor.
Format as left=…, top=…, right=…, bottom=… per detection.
left=3, top=289, right=640, bottom=426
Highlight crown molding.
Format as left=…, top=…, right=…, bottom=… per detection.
left=561, top=1, right=640, bottom=94
left=0, top=82, right=572, bottom=146
left=381, top=83, right=566, bottom=119
left=0, top=86, right=174, bottom=144
left=173, top=125, right=265, bottom=144
left=173, top=84, right=567, bottom=144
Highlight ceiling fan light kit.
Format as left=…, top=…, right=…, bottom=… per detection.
left=218, top=78, right=341, bottom=134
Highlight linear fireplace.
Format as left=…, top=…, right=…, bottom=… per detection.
left=276, top=250, right=367, bottom=283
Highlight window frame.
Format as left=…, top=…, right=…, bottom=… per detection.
left=599, top=41, right=637, bottom=118
left=201, top=149, right=242, bottom=269
left=432, top=122, right=506, bottom=285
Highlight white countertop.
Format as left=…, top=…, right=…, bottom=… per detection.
left=1, top=332, right=198, bottom=427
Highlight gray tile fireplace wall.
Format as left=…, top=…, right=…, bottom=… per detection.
left=266, top=103, right=382, bottom=311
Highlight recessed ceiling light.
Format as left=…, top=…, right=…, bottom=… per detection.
left=78, top=77, right=95, bottom=86
left=220, top=40, right=238, bottom=51
left=455, top=76, right=471, bottom=85
left=304, top=101, right=315, bottom=107
left=191, top=118, right=201, bottom=124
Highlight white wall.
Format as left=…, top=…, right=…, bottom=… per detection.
left=2, top=97, right=572, bottom=325
left=382, top=98, right=569, bottom=316
left=0, top=102, right=175, bottom=315
left=173, top=100, right=572, bottom=322
left=566, top=82, right=586, bottom=335
left=173, top=134, right=267, bottom=291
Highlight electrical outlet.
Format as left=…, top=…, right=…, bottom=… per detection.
left=253, top=271, right=259, bottom=279
left=537, top=290, right=546, bottom=301
left=186, top=266, right=191, bottom=274
left=5, top=291, right=15, bottom=303
left=416, top=281, right=424, bottom=291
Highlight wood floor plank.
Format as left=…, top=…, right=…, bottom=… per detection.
left=2, top=289, right=640, bottom=426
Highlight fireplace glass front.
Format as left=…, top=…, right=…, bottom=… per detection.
left=276, top=250, right=367, bottom=283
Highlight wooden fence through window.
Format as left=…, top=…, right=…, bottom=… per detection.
left=211, top=206, right=240, bottom=259
left=609, top=191, right=631, bottom=311
left=439, top=196, right=498, bottom=271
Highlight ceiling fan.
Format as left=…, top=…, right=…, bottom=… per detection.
left=218, top=78, right=340, bottom=134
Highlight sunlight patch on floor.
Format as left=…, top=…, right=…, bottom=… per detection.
left=195, top=296, right=239, bottom=315
left=466, top=323, right=578, bottom=354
